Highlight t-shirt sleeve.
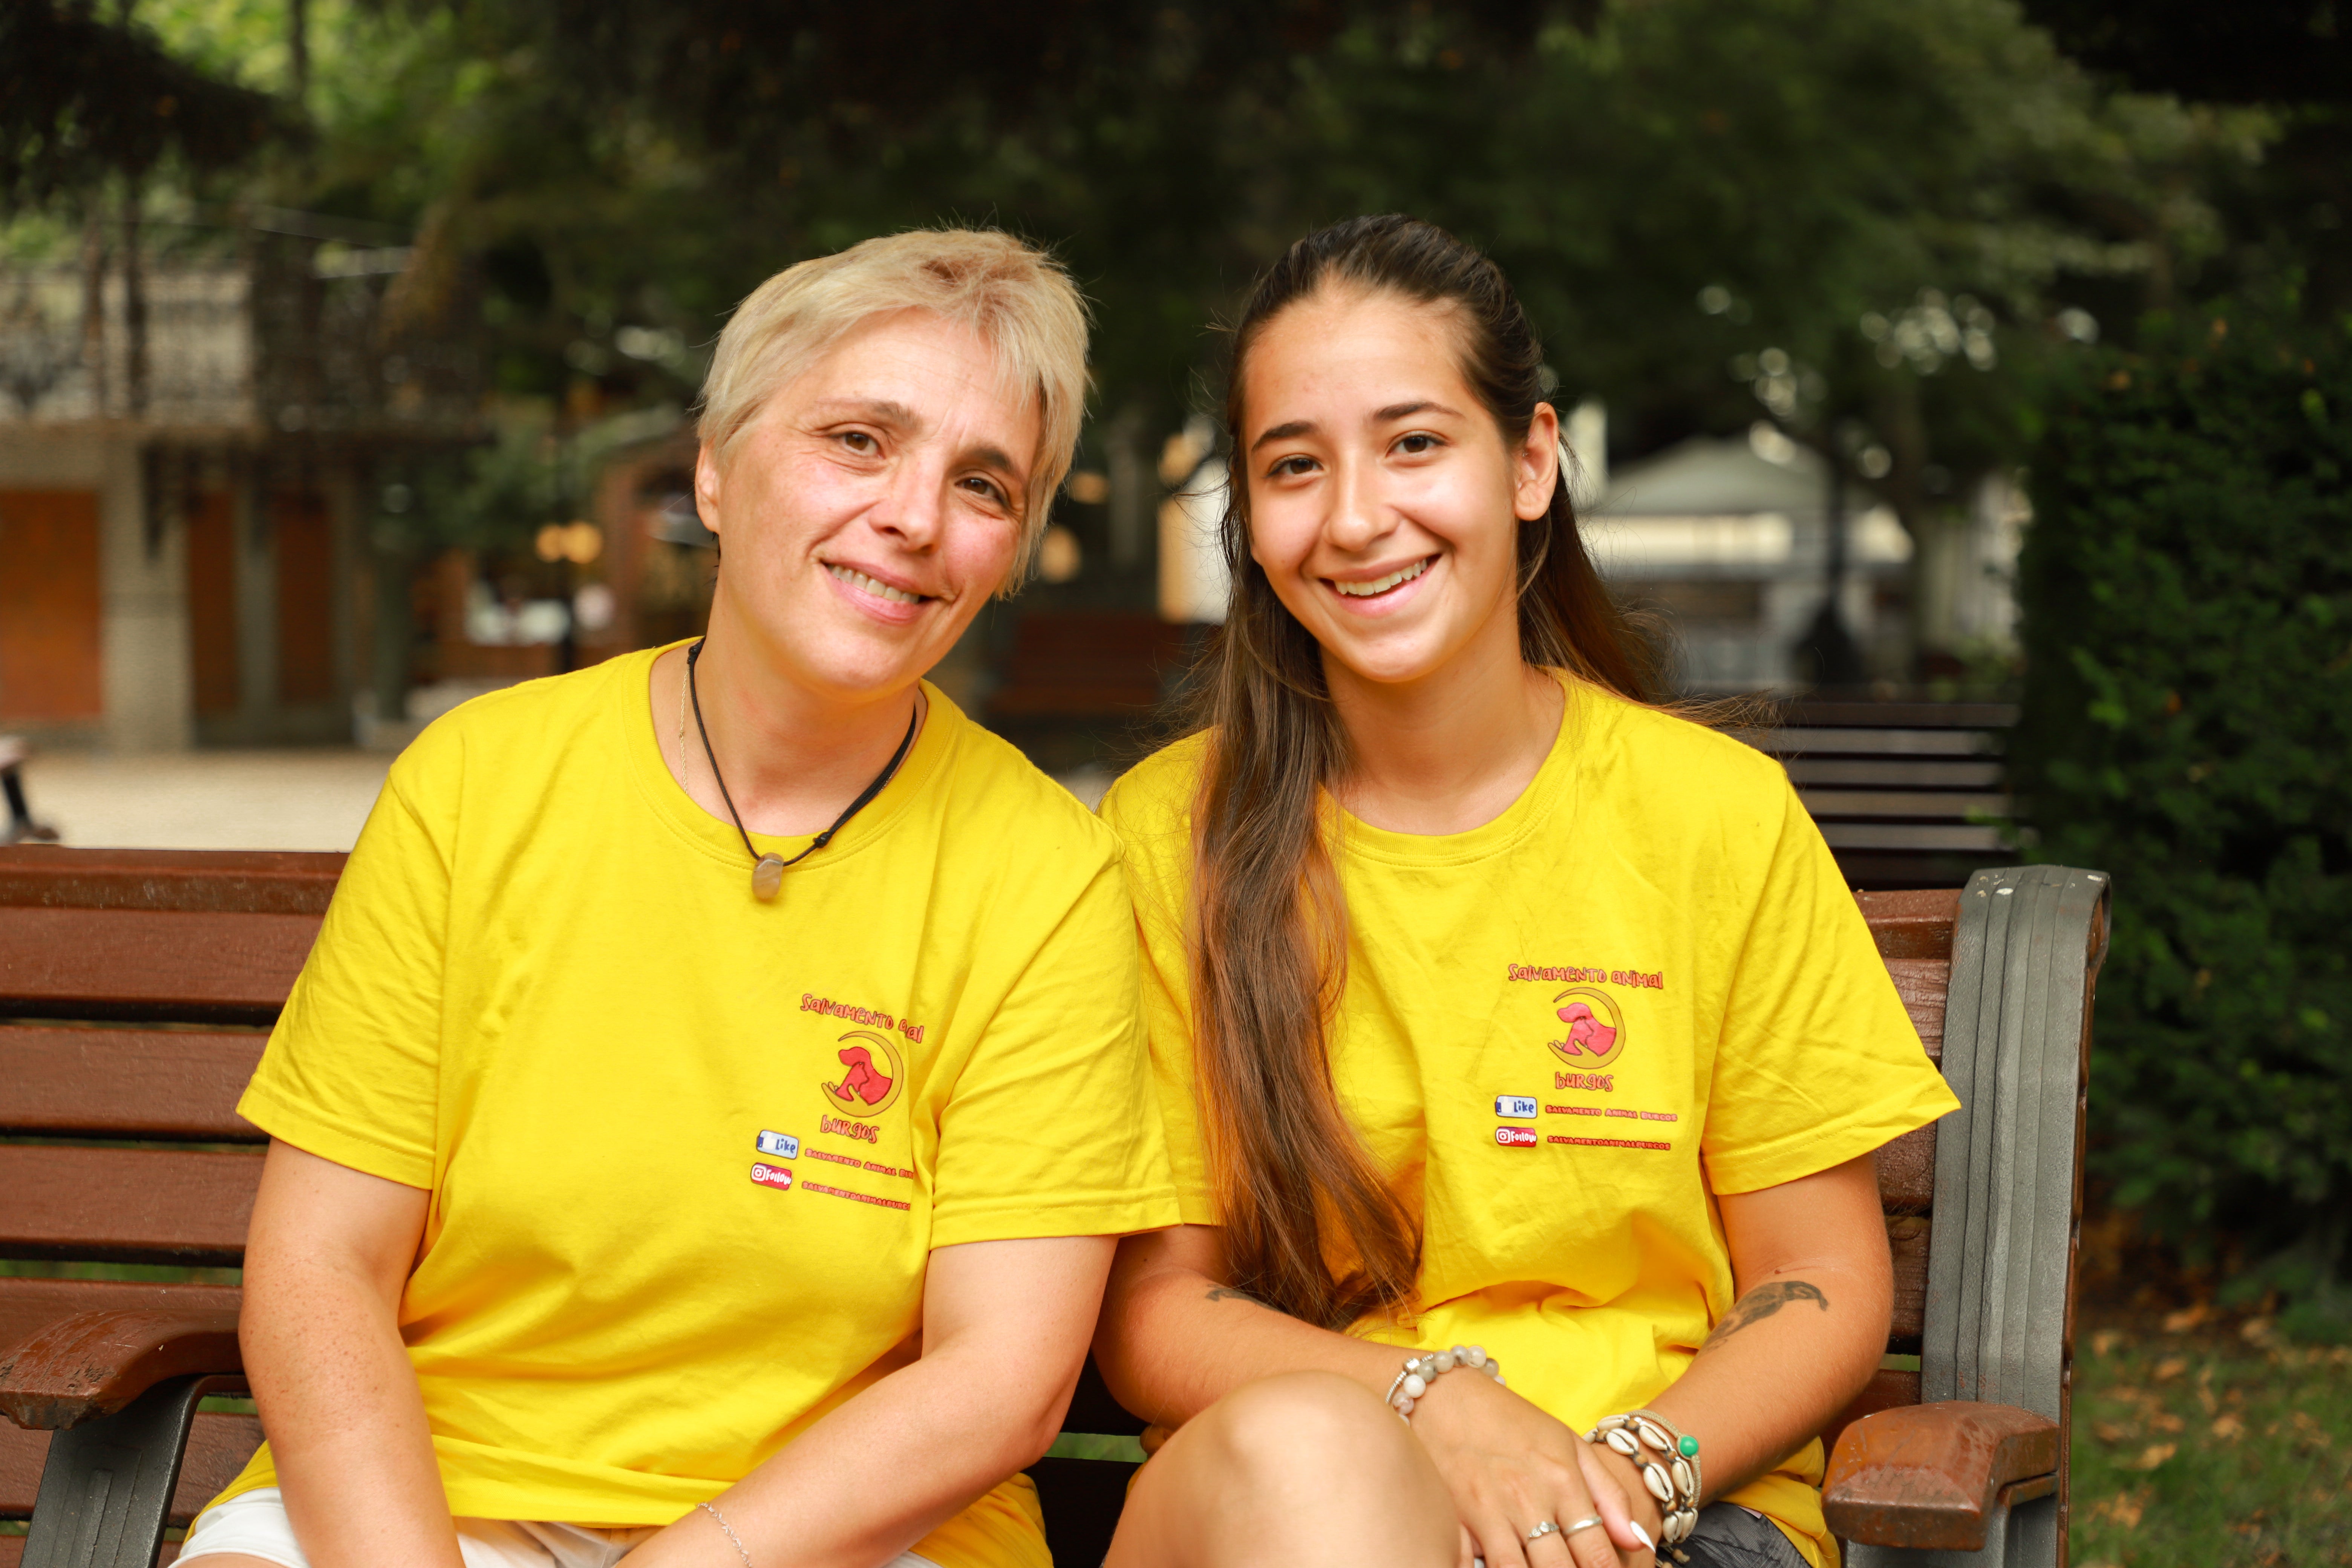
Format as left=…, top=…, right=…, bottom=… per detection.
left=1097, top=767, right=1220, bottom=1227
left=1699, top=782, right=1962, bottom=1196
left=235, top=747, right=452, bottom=1190
left=926, top=848, right=1182, bottom=1248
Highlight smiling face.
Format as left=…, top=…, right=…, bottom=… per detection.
left=1238, top=286, right=1559, bottom=695
left=694, top=308, right=1040, bottom=705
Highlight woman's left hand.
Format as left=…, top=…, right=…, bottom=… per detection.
left=1407, top=1367, right=1661, bottom=1568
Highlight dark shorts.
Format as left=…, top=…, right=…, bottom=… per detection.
left=1676, top=1503, right=1810, bottom=1568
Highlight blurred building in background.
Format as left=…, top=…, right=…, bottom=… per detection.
left=1586, top=421, right=1918, bottom=692
left=0, top=216, right=480, bottom=750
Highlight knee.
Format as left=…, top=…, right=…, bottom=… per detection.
left=1190, top=1371, right=1416, bottom=1493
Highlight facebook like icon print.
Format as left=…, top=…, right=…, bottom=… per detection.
left=756, top=1130, right=801, bottom=1158
left=1494, top=1094, right=1538, bottom=1120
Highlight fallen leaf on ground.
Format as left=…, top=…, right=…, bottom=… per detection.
left=2163, top=1303, right=2209, bottom=1332
left=2154, top=1355, right=2188, bottom=1381
left=2129, top=1443, right=2177, bottom=1470
left=2240, top=1316, right=2276, bottom=1343
left=2150, top=1410, right=2185, bottom=1433
left=2093, top=1421, right=2133, bottom=1443
left=2212, top=1413, right=2245, bottom=1440
left=2092, top=1328, right=2124, bottom=1356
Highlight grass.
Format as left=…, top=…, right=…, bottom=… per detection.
left=2071, top=1315, right=2352, bottom=1567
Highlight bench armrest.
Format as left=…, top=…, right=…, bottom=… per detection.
left=1822, top=1400, right=2060, bottom=1551
left=0, top=1306, right=243, bottom=1430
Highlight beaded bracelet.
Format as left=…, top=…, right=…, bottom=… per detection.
left=1386, top=1343, right=1505, bottom=1419
left=1585, top=1409, right=1702, bottom=1562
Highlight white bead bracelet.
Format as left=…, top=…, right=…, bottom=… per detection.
left=1386, top=1343, right=1504, bottom=1420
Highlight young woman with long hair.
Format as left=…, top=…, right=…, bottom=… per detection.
left=1094, top=216, right=1958, bottom=1568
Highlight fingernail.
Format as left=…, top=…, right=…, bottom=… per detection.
left=1631, top=1523, right=1655, bottom=1551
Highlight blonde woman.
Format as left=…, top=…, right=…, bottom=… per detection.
left=180, top=230, right=1178, bottom=1568
left=1095, top=217, right=1957, bottom=1568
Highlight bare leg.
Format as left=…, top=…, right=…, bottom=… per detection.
left=1105, top=1372, right=1461, bottom=1568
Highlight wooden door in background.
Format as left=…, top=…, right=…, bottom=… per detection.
left=0, top=489, right=104, bottom=721
left=185, top=490, right=239, bottom=715
left=274, top=491, right=335, bottom=705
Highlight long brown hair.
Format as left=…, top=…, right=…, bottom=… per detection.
left=1189, top=215, right=1660, bottom=1329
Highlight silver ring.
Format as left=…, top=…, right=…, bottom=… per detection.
left=1525, top=1522, right=1560, bottom=1543
left=1562, top=1515, right=1606, bottom=1536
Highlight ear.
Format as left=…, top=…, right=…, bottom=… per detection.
left=1514, top=402, right=1562, bottom=522
left=694, top=441, right=726, bottom=539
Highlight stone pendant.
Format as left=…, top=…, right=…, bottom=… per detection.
left=752, top=853, right=786, bottom=901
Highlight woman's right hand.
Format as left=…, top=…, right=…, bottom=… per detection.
left=1405, top=1367, right=1660, bottom=1568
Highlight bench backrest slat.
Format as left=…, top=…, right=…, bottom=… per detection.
left=0, top=1027, right=265, bottom=1140
left=0, top=1146, right=261, bottom=1266
left=0, top=907, right=320, bottom=1024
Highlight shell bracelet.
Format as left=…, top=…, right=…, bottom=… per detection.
left=1585, top=1409, right=1703, bottom=1562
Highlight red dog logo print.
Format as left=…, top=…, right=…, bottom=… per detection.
left=821, top=1029, right=906, bottom=1116
left=1548, top=987, right=1627, bottom=1069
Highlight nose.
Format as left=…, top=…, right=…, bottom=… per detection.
left=868, top=451, right=949, bottom=551
left=1323, top=452, right=1388, bottom=553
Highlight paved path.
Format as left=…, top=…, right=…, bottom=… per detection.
left=18, top=750, right=395, bottom=851
left=18, top=749, right=1110, bottom=851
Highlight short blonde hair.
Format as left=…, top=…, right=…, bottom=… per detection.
left=698, top=228, right=1090, bottom=574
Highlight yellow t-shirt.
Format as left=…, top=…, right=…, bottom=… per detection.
left=1098, top=676, right=1959, bottom=1568
left=216, top=645, right=1181, bottom=1568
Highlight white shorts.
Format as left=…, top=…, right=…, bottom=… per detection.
left=179, top=1487, right=941, bottom=1568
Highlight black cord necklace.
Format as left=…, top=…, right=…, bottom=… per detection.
left=684, top=638, right=920, bottom=901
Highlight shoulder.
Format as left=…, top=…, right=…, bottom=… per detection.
left=1576, top=684, right=1791, bottom=814
left=386, top=654, right=647, bottom=812
left=929, top=689, right=1124, bottom=872
left=1098, top=731, right=1207, bottom=853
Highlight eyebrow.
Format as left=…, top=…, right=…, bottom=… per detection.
left=1248, top=400, right=1467, bottom=453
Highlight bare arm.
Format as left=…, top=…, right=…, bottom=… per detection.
left=240, top=1138, right=457, bottom=1568
left=1646, top=1150, right=1892, bottom=1501
left=623, top=1234, right=1117, bottom=1568
left=1096, top=1226, right=1409, bottom=1426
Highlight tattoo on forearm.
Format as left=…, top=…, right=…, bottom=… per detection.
left=1695, top=1281, right=1830, bottom=1355
left=1206, top=1286, right=1277, bottom=1312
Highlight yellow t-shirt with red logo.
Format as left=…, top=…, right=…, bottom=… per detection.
left=212, top=645, right=1181, bottom=1568
left=1098, top=675, right=1958, bottom=1568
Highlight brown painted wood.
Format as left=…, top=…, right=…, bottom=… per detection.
left=0, top=1410, right=262, bottom=1525
left=1885, top=958, right=1948, bottom=1060
left=0, top=847, right=345, bottom=916
left=1888, top=1216, right=1928, bottom=1352
left=0, top=1308, right=243, bottom=1430
left=0, top=1027, right=264, bottom=1139
left=1821, top=1367, right=1922, bottom=1462
left=1823, top=1401, right=2060, bottom=1551
left=1855, top=889, right=1960, bottom=961
left=0, top=907, right=318, bottom=1023
left=0, top=1147, right=260, bottom=1265
left=1879, top=1122, right=1937, bottom=1214
left=0, top=1281, right=242, bottom=1373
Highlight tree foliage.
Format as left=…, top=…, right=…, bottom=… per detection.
left=2011, top=299, right=2352, bottom=1334
left=0, top=1, right=294, bottom=205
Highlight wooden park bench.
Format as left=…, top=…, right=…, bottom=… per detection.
left=0, top=846, right=2106, bottom=1568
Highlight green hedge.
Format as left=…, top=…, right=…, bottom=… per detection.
left=2012, top=299, right=2352, bottom=1338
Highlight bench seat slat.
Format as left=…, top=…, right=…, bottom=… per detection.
left=0, top=1028, right=265, bottom=1140
left=0, top=1410, right=260, bottom=1524
left=0, top=1147, right=260, bottom=1265
left=0, top=908, right=320, bottom=1024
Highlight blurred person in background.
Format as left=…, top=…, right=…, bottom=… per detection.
left=1094, top=216, right=1957, bottom=1568
left=180, top=229, right=1179, bottom=1568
